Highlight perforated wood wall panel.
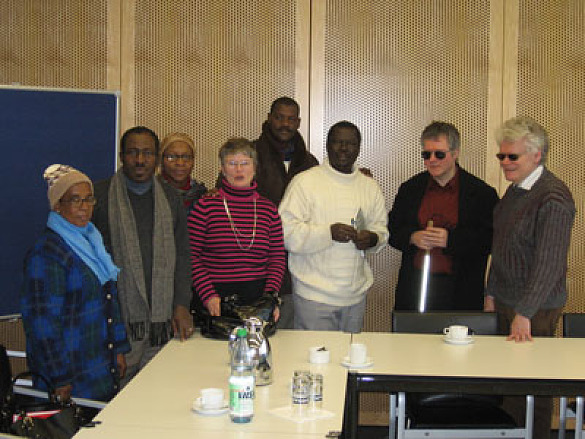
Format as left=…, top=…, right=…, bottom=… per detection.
left=0, top=1, right=109, bottom=89
left=3, top=0, right=584, bottom=426
left=516, top=0, right=585, bottom=315
left=318, top=0, right=492, bottom=334
left=132, top=0, right=299, bottom=187
left=0, top=318, right=27, bottom=376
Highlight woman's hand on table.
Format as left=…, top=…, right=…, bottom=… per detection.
left=273, top=306, right=280, bottom=322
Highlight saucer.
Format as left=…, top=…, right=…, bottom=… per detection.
left=192, top=398, right=229, bottom=416
left=341, top=357, right=374, bottom=369
left=443, top=335, right=474, bottom=345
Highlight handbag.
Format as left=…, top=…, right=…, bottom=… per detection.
left=193, top=292, right=277, bottom=340
left=2, top=371, right=84, bottom=439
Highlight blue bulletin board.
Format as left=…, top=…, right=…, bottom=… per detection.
left=0, top=86, right=119, bottom=316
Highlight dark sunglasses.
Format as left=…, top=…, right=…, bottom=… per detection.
left=421, top=150, right=448, bottom=160
left=496, top=153, right=520, bottom=162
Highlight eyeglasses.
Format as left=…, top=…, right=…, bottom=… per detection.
left=164, top=153, right=194, bottom=162
left=225, top=160, right=252, bottom=168
left=496, top=153, right=521, bottom=162
left=421, top=150, right=448, bottom=160
left=124, top=149, right=156, bottom=159
left=60, top=196, right=97, bottom=208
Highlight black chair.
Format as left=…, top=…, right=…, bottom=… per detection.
left=558, top=313, right=585, bottom=439
left=390, top=311, right=533, bottom=438
left=0, top=345, right=14, bottom=434
left=392, top=311, right=499, bottom=335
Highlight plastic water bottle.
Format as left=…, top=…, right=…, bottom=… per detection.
left=229, top=327, right=255, bottom=423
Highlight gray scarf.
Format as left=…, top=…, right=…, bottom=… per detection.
left=108, top=170, right=176, bottom=346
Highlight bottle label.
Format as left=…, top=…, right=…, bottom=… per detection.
left=229, top=376, right=255, bottom=417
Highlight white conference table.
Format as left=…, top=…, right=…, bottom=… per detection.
left=72, top=330, right=585, bottom=438
left=343, top=332, right=585, bottom=439
left=73, top=330, right=351, bottom=439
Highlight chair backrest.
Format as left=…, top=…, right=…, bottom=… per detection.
left=392, top=311, right=498, bottom=335
left=562, top=313, right=585, bottom=337
left=0, top=344, right=12, bottom=403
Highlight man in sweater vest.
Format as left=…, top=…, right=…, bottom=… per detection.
left=279, top=121, right=388, bottom=333
left=485, top=116, right=575, bottom=438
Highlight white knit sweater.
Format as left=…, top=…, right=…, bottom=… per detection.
left=279, top=159, right=388, bottom=307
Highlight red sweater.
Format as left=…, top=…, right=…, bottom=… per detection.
left=187, top=180, right=285, bottom=304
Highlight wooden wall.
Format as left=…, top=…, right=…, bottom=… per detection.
left=2, top=0, right=584, bottom=421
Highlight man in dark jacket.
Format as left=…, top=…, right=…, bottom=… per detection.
left=254, top=97, right=318, bottom=206
left=92, top=126, right=193, bottom=386
left=255, top=97, right=318, bottom=328
left=388, top=121, right=499, bottom=311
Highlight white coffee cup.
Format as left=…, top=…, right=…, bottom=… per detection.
left=349, top=343, right=367, bottom=364
left=309, top=346, right=330, bottom=364
left=443, top=325, right=469, bottom=340
left=200, top=388, right=224, bottom=409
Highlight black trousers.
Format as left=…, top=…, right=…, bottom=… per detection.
left=394, top=269, right=456, bottom=311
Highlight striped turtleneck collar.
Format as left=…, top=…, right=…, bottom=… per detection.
left=219, top=178, right=259, bottom=201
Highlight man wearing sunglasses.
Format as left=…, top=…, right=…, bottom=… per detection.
left=484, top=116, right=575, bottom=439
left=388, top=121, right=499, bottom=311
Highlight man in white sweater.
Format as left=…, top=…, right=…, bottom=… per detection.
left=279, top=121, right=388, bottom=332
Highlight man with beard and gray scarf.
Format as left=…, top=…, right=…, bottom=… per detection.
left=92, top=126, right=193, bottom=386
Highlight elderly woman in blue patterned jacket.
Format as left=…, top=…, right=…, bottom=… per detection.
left=21, top=164, right=130, bottom=402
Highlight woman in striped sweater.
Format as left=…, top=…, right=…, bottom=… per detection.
left=188, top=138, right=285, bottom=321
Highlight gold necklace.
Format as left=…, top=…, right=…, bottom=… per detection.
left=223, top=197, right=257, bottom=251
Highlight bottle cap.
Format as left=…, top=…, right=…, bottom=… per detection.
left=237, top=328, right=247, bottom=337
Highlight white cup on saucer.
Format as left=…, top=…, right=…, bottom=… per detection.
left=200, top=388, right=224, bottom=409
left=443, top=325, right=469, bottom=341
left=349, top=343, right=367, bottom=364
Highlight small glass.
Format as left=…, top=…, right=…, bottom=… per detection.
left=291, top=370, right=310, bottom=394
left=291, top=372, right=310, bottom=416
left=309, top=373, right=323, bottom=411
